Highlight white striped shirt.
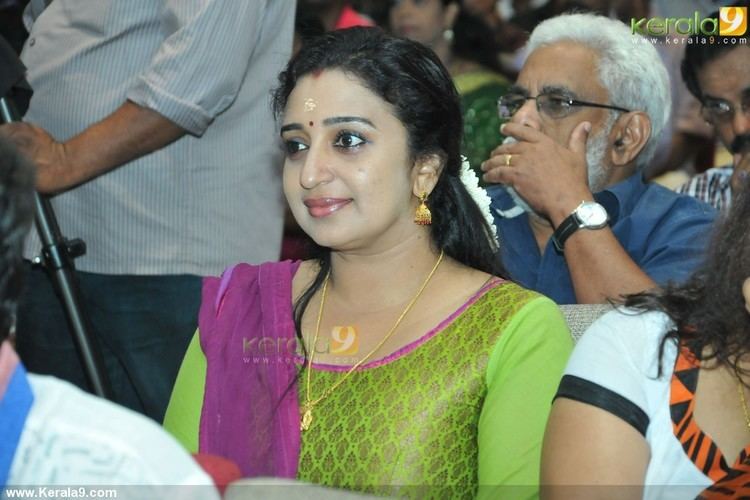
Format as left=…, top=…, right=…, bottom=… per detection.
left=677, top=166, right=732, bottom=212
left=21, top=0, right=294, bottom=275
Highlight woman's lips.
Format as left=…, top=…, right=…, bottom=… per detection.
left=396, top=25, right=416, bottom=37
left=303, top=198, right=353, bottom=218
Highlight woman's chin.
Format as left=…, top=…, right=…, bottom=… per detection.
left=303, top=230, right=357, bottom=253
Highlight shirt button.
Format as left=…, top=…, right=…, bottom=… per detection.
left=28, top=38, right=35, bottom=46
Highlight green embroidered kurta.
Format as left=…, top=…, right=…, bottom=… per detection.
left=165, top=282, right=572, bottom=499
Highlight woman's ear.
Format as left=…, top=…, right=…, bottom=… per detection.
left=445, top=2, right=460, bottom=29
left=411, top=154, right=444, bottom=197
left=743, top=277, right=750, bottom=314
left=609, top=111, right=651, bottom=167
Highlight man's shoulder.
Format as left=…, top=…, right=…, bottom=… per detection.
left=609, top=178, right=716, bottom=286
left=633, top=180, right=717, bottom=222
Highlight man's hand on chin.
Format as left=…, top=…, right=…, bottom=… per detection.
left=481, top=121, right=596, bottom=226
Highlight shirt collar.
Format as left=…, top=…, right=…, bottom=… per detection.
left=593, top=172, right=647, bottom=225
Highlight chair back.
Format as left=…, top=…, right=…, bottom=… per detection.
left=559, top=304, right=613, bottom=343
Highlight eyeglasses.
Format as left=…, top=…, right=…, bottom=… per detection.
left=497, top=91, right=631, bottom=120
left=701, top=93, right=750, bottom=124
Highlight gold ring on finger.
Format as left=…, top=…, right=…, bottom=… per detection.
left=505, top=154, right=512, bottom=167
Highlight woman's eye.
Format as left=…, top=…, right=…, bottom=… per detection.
left=334, top=132, right=366, bottom=149
left=284, top=139, right=308, bottom=156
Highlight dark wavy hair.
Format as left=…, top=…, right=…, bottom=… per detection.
left=0, top=137, right=35, bottom=342
left=272, top=27, right=506, bottom=359
left=624, top=183, right=750, bottom=379
left=681, top=1, right=750, bottom=102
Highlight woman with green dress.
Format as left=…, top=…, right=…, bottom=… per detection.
left=164, top=27, right=571, bottom=499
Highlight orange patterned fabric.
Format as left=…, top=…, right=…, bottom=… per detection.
left=669, top=346, right=750, bottom=498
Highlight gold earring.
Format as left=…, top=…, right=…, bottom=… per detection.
left=414, top=192, right=432, bottom=225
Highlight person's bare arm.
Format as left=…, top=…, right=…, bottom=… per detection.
left=551, top=214, right=657, bottom=304
left=541, top=398, right=650, bottom=500
left=0, top=100, right=185, bottom=193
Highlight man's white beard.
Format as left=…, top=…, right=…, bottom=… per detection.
left=501, top=123, right=612, bottom=217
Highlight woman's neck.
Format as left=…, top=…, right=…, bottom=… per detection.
left=432, top=40, right=453, bottom=72
left=327, top=236, right=442, bottom=311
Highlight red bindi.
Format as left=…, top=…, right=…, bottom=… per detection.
left=312, top=69, right=323, bottom=78
left=309, top=121, right=314, bottom=127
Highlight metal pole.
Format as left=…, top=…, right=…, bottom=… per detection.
left=1, top=96, right=112, bottom=399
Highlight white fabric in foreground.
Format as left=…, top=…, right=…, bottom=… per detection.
left=9, top=374, right=218, bottom=500
left=563, top=309, right=711, bottom=499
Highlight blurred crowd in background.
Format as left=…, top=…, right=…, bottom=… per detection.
left=0, top=0, right=731, bottom=188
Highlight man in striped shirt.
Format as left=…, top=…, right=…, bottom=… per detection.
left=0, top=0, right=294, bottom=422
left=678, top=164, right=734, bottom=211
left=678, top=16, right=750, bottom=211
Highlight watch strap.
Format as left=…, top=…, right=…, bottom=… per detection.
left=552, top=213, right=581, bottom=253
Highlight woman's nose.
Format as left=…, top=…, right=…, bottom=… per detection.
left=299, top=144, right=335, bottom=189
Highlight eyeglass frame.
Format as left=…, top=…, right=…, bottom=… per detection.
left=700, top=92, right=750, bottom=124
left=497, top=90, right=631, bottom=121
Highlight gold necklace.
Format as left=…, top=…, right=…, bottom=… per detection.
left=300, top=250, right=445, bottom=431
left=736, top=366, right=750, bottom=430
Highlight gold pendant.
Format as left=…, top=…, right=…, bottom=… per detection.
left=300, top=406, right=313, bottom=431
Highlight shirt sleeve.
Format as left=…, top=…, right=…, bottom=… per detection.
left=640, top=197, right=716, bottom=286
left=126, top=0, right=283, bottom=135
left=22, top=0, right=49, bottom=29
left=163, top=330, right=206, bottom=453
left=555, top=310, right=670, bottom=437
left=477, top=296, right=573, bottom=499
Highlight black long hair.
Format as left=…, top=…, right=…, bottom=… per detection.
left=272, top=27, right=506, bottom=359
left=624, top=184, right=750, bottom=378
left=0, top=137, right=35, bottom=342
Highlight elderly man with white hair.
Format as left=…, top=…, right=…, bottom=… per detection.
left=483, top=12, right=716, bottom=305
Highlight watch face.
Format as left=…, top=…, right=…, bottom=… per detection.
left=576, top=202, right=609, bottom=228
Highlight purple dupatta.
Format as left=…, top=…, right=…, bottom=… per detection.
left=198, top=261, right=301, bottom=478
